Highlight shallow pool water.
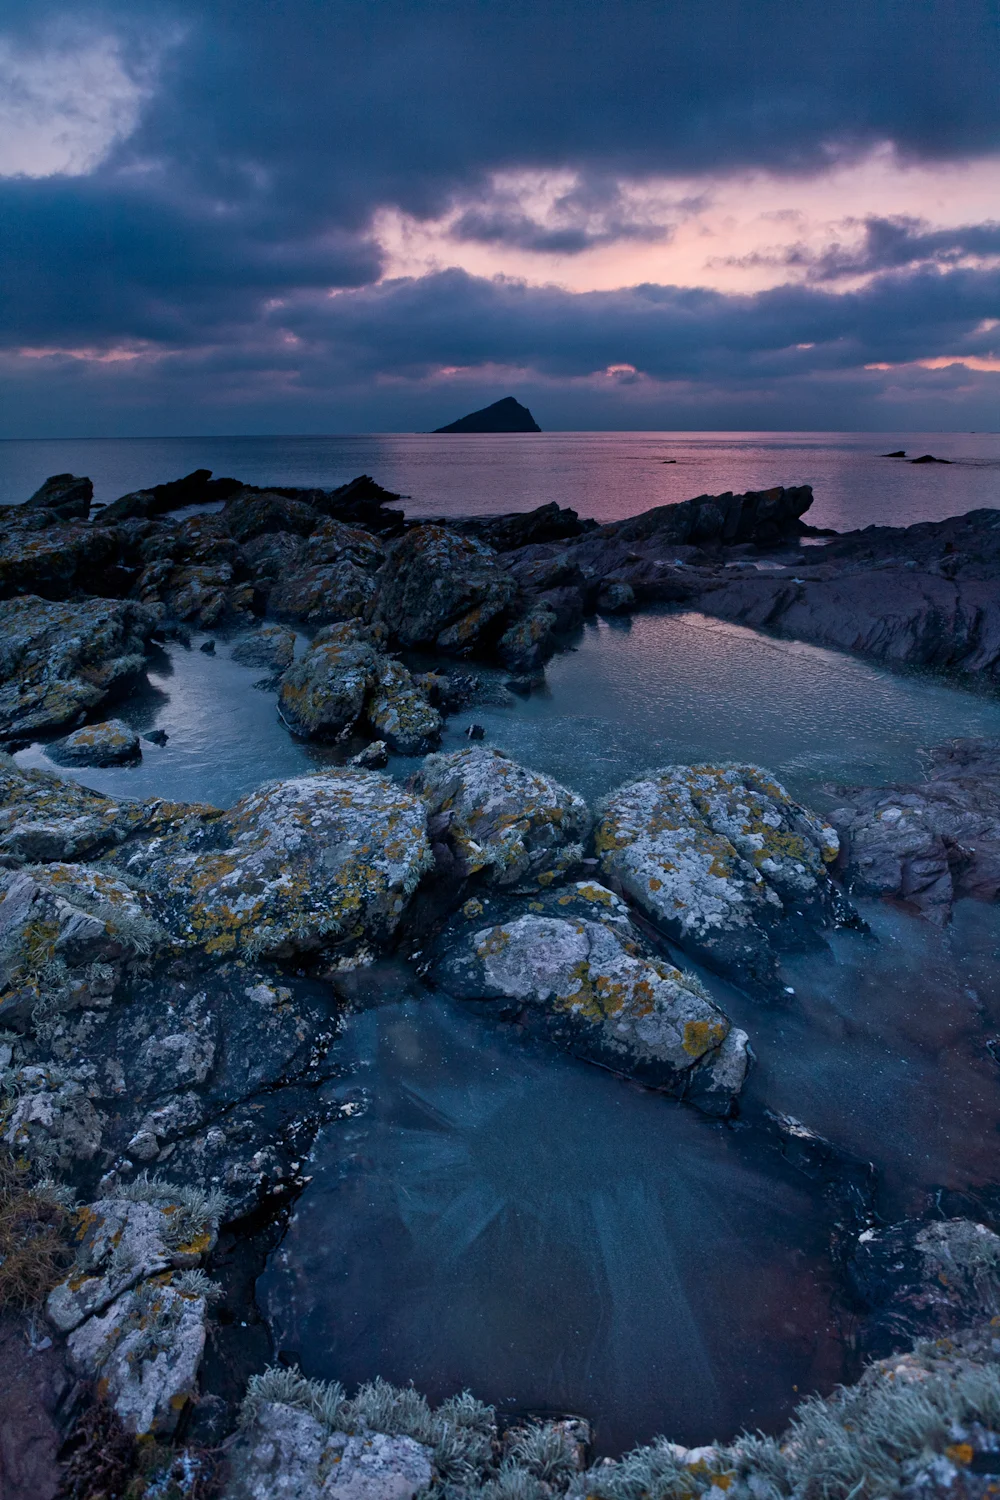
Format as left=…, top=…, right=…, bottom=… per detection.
left=260, top=995, right=845, bottom=1454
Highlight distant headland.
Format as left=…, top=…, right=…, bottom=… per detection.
left=433, top=395, right=541, bottom=433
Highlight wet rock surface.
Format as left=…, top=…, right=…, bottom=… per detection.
left=50, top=718, right=141, bottom=767
left=374, top=525, right=517, bottom=653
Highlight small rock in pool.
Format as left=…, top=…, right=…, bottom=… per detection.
left=881, top=450, right=906, bottom=457
left=351, top=739, right=388, bottom=769
left=199, top=638, right=216, bottom=654
left=505, top=674, right=544, bottom=696
left=50, top=719, right=142, bottom=767
left=143, top=729, right=169, bottom=746
left=231, top=623, right=295, bottom=672
left=465, top=723, right=486, bottom=739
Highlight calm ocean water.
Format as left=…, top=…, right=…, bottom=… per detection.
left=1, top=430, right=998, bottom=532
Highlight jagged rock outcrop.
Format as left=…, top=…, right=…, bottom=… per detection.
left=373, top=526, right=517, bottom=653
left=596, top=763, right=849, bottom=994
left=21, top=474, right=93, bottom=521
left=412, top=747, right=590, bottom=887
left=365, top=660, right=441, bottom=755
left=434, top=396, right=541, bottom=433
left=432, top=880, right=750, bottom=1113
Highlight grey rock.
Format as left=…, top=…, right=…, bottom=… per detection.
left=225, top=491, right=318, bottom=543
left=50, top=719, right=141, bottom=767
left=23, top=474, right=93, bottom=521
left=269, top=559, right=377, bottom=625
left=278, top=623, right=380, bottom=739
left=231, top=625, right=296, bottom=672
left=374, top=525, right=516, bottom=652
left=497, top=604, right=557, bottom=671
left=351, top=740, right=389, bottom=769
left=597, top=580, right=636, bottom=613
left=365, top=659, right=441, bottom=755
left=226, top=1403, right=434, bottom=1500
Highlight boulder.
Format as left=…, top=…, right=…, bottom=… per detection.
left=238, top=530, right=306, bottom=588
left=0, top=595, right=158, bottom=742
left=277, top=624, right=380, bottom=739
left=50, top=719, right=141, bottom=768
left=226, top=1401, right=433, bottom=1500
left=373, top=526, right=516, bottom=652
left=124, top=768, right=431, bottom=961
left=23, top=474, right=93, bottom=521
left=432, top=881, right=749, bottom=1113
left=269, top=560, right=377, bottom=626
left=352, top=740, right=388, bottom=769
left=225, top=491, right=319, bottom=544
left=98, top=470, right=240, bottom=522
left=497, top=604, right=557, bottom=671
left=596, top=764, right=848, bottom=994
left=450, top=502, right=592, bottom=552
left=412, top=747, right=590, bottom=887
left=2, top=1067, right=104, bottom=1174
left=365, top=660, right=441, bottom=756
left=0, top=521, right=124, bottom=603
left=829, top=738, right=1000, bottom=922
left=231, top=625, right=296, bottom=672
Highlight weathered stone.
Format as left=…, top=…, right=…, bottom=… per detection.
left=351, top=741, right=388, bottom=769
left=23, top=474, right=93, bottom=521
left=50, top=719, right=141, bottom=767
left=123, top=769, right=431, bottom=961
left=497, top=604, right=557, bottom=671
left=238, top=530, right=306, bottom=587
left=277, top=624, right=380, bottom=739
left=2, top=1066, right=104, bottom=1173
left=597, top=580, right=635, bottom=614
left=433, top=881, right=749, bottom=1112
left=0, top=595, right=157, bottom=738
left=365, top=660, right=441, bottom=755
left=226, top=1403, right=434, bottom=1500
left=225, top=491, right=319, bottom=544
left=597, top=763, right=847, bottom=993
left=0, top=515, right=122, bottom=599
left=231, top=625, right=296, bottom=672
left=412, top=747, right=590, bottom=887
left=374, top=525, right=516, bottom=652
left=269, top=560, right=377, bottom=625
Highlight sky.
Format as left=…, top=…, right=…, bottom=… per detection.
left=1, top=0, right=998, bottom=435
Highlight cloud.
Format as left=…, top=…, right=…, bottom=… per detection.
left=718, top=215, right=1000, bottom=281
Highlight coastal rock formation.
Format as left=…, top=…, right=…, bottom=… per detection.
left=277, top=623, right=380, bottom=738
left=450, top=501, right=592, bottom=551
left=373, top=525, right=517, bottom=652
left=829, top=738, right=1000, bottom=921
left=365, top=659, right=441, bottom=755
left=98, top=469, right=241, bottom=522
left=0, top=595, right=157, bottom=740
left=22, top=474, right=93, bottom=521
left=268, top=519, right=385, bottom=625
left=434, top=395, right=541, bottom=433
left=0, top=514, right=123, bottom=601
left=596, top=763, right=847, bottom=993
left=432, top=880, right=750, bottom=1112
left=413, top=747, right=590, bottom=887
left=231, top=624, right=296, bottom=672
left=50, top=719, right=141, bottom=767
left=227, top=1404, right=434, bottom=1500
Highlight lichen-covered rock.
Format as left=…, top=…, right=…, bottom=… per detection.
left=231, top=624, right=296, bottom=672
left=433, top=881, right=749, bottom=1112
left=23, top=473, right=93, bottom=520
left=123, top=769, right=431, bottom=961
left=50, top=719, right=141, bottom=767
left=238, top=529, right=306, bottom=587
left=497, top=604, right=557, bottom=671
left=226, top=1402, right=434, bottom=1500
left=374, top=525, right=517, bottom=652
left=269, top=559, right=377, bottom=625
left=277, top=624, right=380, bottom=739
left=413, top=748, right=590, bottom=887
left=2, top=1064, right=104, bottom=1173
left=0, top=595, right=157, bottom=738
left=66, top=1275, right=209, bottom=1435
left=597, top=763, right=847, bottom=993
left=225, top=491, right=319, bottom=543
left=365, top=660, right=441, bottom=755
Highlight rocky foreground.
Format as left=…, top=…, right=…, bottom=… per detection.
left=2, top=467, right=1000, bottom=1497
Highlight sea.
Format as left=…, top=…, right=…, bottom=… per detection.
left=7, top=430, right=1000, bottom=1450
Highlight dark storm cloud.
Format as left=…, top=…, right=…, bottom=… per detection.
left=718, top=216, right=1000, bottom=281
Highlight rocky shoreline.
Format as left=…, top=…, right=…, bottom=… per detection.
left=2, top=467, right=1000, bottom=1497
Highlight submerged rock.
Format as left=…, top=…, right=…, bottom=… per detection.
left=596, top=763, right=847, bottom=993
left=433, top=881, right=749, bottom=1112
left=374, top=525, right=516, bottom=653
left=365, top=660, right=441, bottom=756
left=50, top=719, right=141, bottom=767
left=0, top=595, right=157, bottom=739
left=829, top=738, right=1000, bottom=922
left=277, top=624, right=380, bottom=739
left=413, top=747, right=590, bottom=887
left=231, top=624, right=296, bottom=672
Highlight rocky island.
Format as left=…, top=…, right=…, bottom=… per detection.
left=433, top=397, right=542, bottom=433
left=2, top=466, right=1000, bottom=1497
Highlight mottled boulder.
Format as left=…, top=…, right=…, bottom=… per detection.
left=1, top=1065, right=104, bottom=1174
left=225, top=491, right=318, bottom=543
left=433, top=881, right=749, bottom=1113
left=50, top=719, right=141, bottom=767
left=124, top=769, right=431, bottom=961
left=239, top=530, right=305, bottom=588
left=412, top=747, right=590, bottom=887
left=374, top=525, right=517, bottom=652
left=829, top=738, right=1000, bottom=922
left=597, top=580, right=635, bottom=614
left=302, top=518, right=385, bottom=572
left=66, top=1276, right=209, bottom=1435
left=497, top=604, right=557, bottom=671
left=139, top=562, right=253, bottom=629
left=231, top=624, right=296, bottom=672
left=23, top=474, right=93, bottom=520
left=277, top=624, right=380, bottom=739
left=226, top=1402, right=434, bottom=1500
left=0, top=514, right=121, bottom=599
left=365, top=660, right=441, bottom=755
left=597, top=764, right=847, bottom=993
left=0, top=595, right=157, bottom=739
left=269, top=559, right=377, bottom=626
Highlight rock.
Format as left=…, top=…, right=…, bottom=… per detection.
left=301, top=518, right=385, bottom=573
left=504, top=674, right=543, bottom=696
left=66, top=1276, right=209, bottom=1435
left=848, top=1218, right=1000, bottom=1356
left=238, top=530, right=306, bottom=588
left=224, top=491, right=319, bottom=543
left=911, top=453, right=952, bottom=464
left=536, top=584, right=585, bottom=632
left=434, top=395, right=541, bottom=433
left=882, top=450, right=907, bottom=458
left=200, top=639, right=216, bottom=655
left=595, top=484, right=814, bottom=550
left=351, top=740, right=388, bottom=769
left=465, top=723, right=485, bottom=740
left=269, top=560, right=377, bottom=626
left=432, top=881, right=749, bottom=1112
left=0, top=514, right=122, bottom=599
left=829, top=739, right=1000, bottom=922
left=497, top=604, right=557, bottom=671
left=23, top=474, right=93, bottom=521
left=2, top=1068, right=104, bottom=1174
left=412, top=748, right=590, bottom=887
left=226, top=1401, right=434, bottom=1500
left=597, top=580, right=635, bottom=614
left=50, top=719, right=141, bottom=767
left=596, top=763, right=848, bottom=994
left=143, top=729, right=169, bottom=746
left=373, top=525, right=517, bottom=653
left=365, top=660, right=441, bottom=755
left=124, top=768, right=431, bottom=962
left=99, top=470, right=240, bottom=522
left=232, top=625, right=296, bottom=672
left=0, top=595, right=156, bottom=739
left=277, top=624, right=380, bottom=739
left=450, top=502, right=592, bottom=552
